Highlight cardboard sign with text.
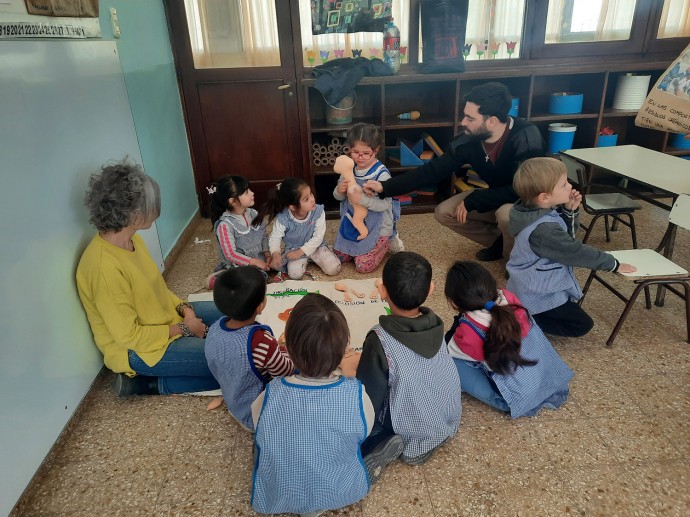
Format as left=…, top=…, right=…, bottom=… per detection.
left=635, top=43, right=690, bottom=134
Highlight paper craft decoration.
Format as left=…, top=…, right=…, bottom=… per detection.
left=635, top=43, right=690, bottom=134
left=189, top=279, right=389, bottom=352
left=311, top=0, right=392, bottom=35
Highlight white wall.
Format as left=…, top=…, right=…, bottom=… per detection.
left=0, top=40, right=150, bottom=516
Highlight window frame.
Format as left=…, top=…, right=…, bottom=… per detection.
left=528, top=0, right=654, bottom=59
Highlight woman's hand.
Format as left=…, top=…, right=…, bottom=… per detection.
left=269, top=252, right=283, bottom=270
left=249, top=257, right=270, bottom=271
left=184, top=314, right=208, bottom=338
left=286, top=249, right=304, bottom=261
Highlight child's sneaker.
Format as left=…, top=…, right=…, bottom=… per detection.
left=364, top=434, right=404, bottom=484
left=272, top=271, right=288, bottom=283
left=400, top=436, right=449, bottom=465
left=389, top=234, right=405, bottom=253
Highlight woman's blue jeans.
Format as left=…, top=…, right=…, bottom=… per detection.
left=453, top=358, right=510, bottom=413
left=127, top=301, right=223, bottom=395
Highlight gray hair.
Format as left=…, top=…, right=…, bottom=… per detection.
left=84, top=160, right=161, bottom=232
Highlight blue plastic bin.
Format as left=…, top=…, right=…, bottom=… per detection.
left=549, top=92, right=583, bottom=114
left=509, top=98, right=520, bottom=117
left=548, top=123, right=577, bottom=154
left=669, top=133, right=690, bottom=149
left=597, top=133, right=618, bottom=147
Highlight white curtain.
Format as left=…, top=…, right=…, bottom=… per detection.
left=658, top=0, right=690, bottom=38
left=184, top=0, right=280, bottom=68
left=299, top=0, right=410, bottom=65
left=545, top=0, right=637, bottom=43
left=463, top=0, right=526, bottom=61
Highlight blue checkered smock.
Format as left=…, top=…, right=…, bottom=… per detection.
left=205, top=321, right=272, bottom=431
left=455, top=316, right=573, bottom=418
left=251, top=377, right=370, bottom=515
left=374, top=325, right=462, bottom=460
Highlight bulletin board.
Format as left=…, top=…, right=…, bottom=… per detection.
left=311, top=0, right=392, bottom=35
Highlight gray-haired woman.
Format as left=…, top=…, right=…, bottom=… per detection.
left=76, top=161, right=221, bottom=396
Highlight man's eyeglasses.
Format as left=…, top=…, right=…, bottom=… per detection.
left=350, top=150, right=375, bottom=160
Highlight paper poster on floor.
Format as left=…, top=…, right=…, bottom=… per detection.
left=189, top=278, right=389, bottom=351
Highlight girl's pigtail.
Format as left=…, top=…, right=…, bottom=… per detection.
left=252, top=183, right=281, bottom=227
left=484, top=303, right=537, bottom=375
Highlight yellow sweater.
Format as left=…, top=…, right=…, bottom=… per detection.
left=76, top=233, right=183, bottom=375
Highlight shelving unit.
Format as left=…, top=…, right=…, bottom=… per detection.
left=302, top=61, right=684, bottom=214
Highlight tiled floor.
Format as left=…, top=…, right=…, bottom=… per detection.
left=12, top=203, right=690, bottom=516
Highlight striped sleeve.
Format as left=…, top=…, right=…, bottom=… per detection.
left=251, top=329, right=294, bottom=379
left=216, top=221, right=251, bottom=266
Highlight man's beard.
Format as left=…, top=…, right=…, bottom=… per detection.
left=463, top=125, right=491, bottom=142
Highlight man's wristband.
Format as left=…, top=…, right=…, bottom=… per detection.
left=176, top=301, right=193, bottom=318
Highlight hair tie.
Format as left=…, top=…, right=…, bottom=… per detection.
left=206, top=185, right=217, bottom=194
left=484, top=301, right=495, bottom=311
left=275, top=182, right=282, bottom=191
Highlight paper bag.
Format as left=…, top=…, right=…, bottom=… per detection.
left=635, top=43, right=690, bottom=134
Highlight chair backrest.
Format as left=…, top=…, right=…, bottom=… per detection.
left=560, top=155, right=586, bottom=189
left=670, top=194, right=690, bottom=231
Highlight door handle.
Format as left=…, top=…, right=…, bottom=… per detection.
left=277, top=83, right=292, bottom=90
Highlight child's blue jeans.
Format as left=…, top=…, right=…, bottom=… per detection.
left=452, top=358, right=510, bottom=413
left=127, top=301, right=223, bottom=394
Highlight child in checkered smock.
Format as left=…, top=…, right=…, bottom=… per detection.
left=444, top=261, right=573, bottom=418
left=333, top=123, right=403, bottom=273
left=206, top=175, right=270, bottom=289
left=253, top=177, right=341, bottom=282
left=250, top=294, right=403, bottom=516
left=204, top=267, right=293, bottom=432
left=357, top=252, right=462, bottom=466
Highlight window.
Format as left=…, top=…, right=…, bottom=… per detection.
left=657, top=0, right=690, bottom=38
left=299, top=0, right=410, bottom=67
left=183, top=0, right=281, bottom=68
left=463, top=0, right=526, bottom=61
left=545, top=0, right=637, bottom=44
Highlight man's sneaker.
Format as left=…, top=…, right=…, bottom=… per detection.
left=475, top=235, right=503, bottom=262
left=389, top=234, right=405, bottom=253
left=363, top=434, right=404, bottom=484
left=113, top=373, right=159, bottom=397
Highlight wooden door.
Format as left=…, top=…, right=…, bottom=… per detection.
left=165, top=0, right=304, bottom=215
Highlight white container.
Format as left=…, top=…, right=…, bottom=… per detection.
left=612, top=74, right=651, bottom=110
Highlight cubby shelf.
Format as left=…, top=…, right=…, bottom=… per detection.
left=303, top=62, right=674, bottom=215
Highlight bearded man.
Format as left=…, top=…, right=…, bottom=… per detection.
left=364, top=82, right=545, bottom=261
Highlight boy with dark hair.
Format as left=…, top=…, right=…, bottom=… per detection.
left=357, top=252, right=462, bottom=465
left=507, top=157, right=636, bottom=337
left=205, top=267, right=294, bottom=431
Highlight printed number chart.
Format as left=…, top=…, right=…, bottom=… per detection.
left=189, top=278, right=390, bottom=351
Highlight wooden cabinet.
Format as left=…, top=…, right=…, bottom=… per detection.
left=302, top=60, right=683, bottom=214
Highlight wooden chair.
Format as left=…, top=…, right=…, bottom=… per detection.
left=561, top=155, right=641, bottom=248
left=579, top=194, right=690, bottom=346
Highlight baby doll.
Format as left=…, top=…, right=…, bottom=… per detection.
left=334, top=155, right=368, bottom=240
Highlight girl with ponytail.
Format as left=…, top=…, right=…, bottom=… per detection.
left=444, top=261, right=573, bottom=418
